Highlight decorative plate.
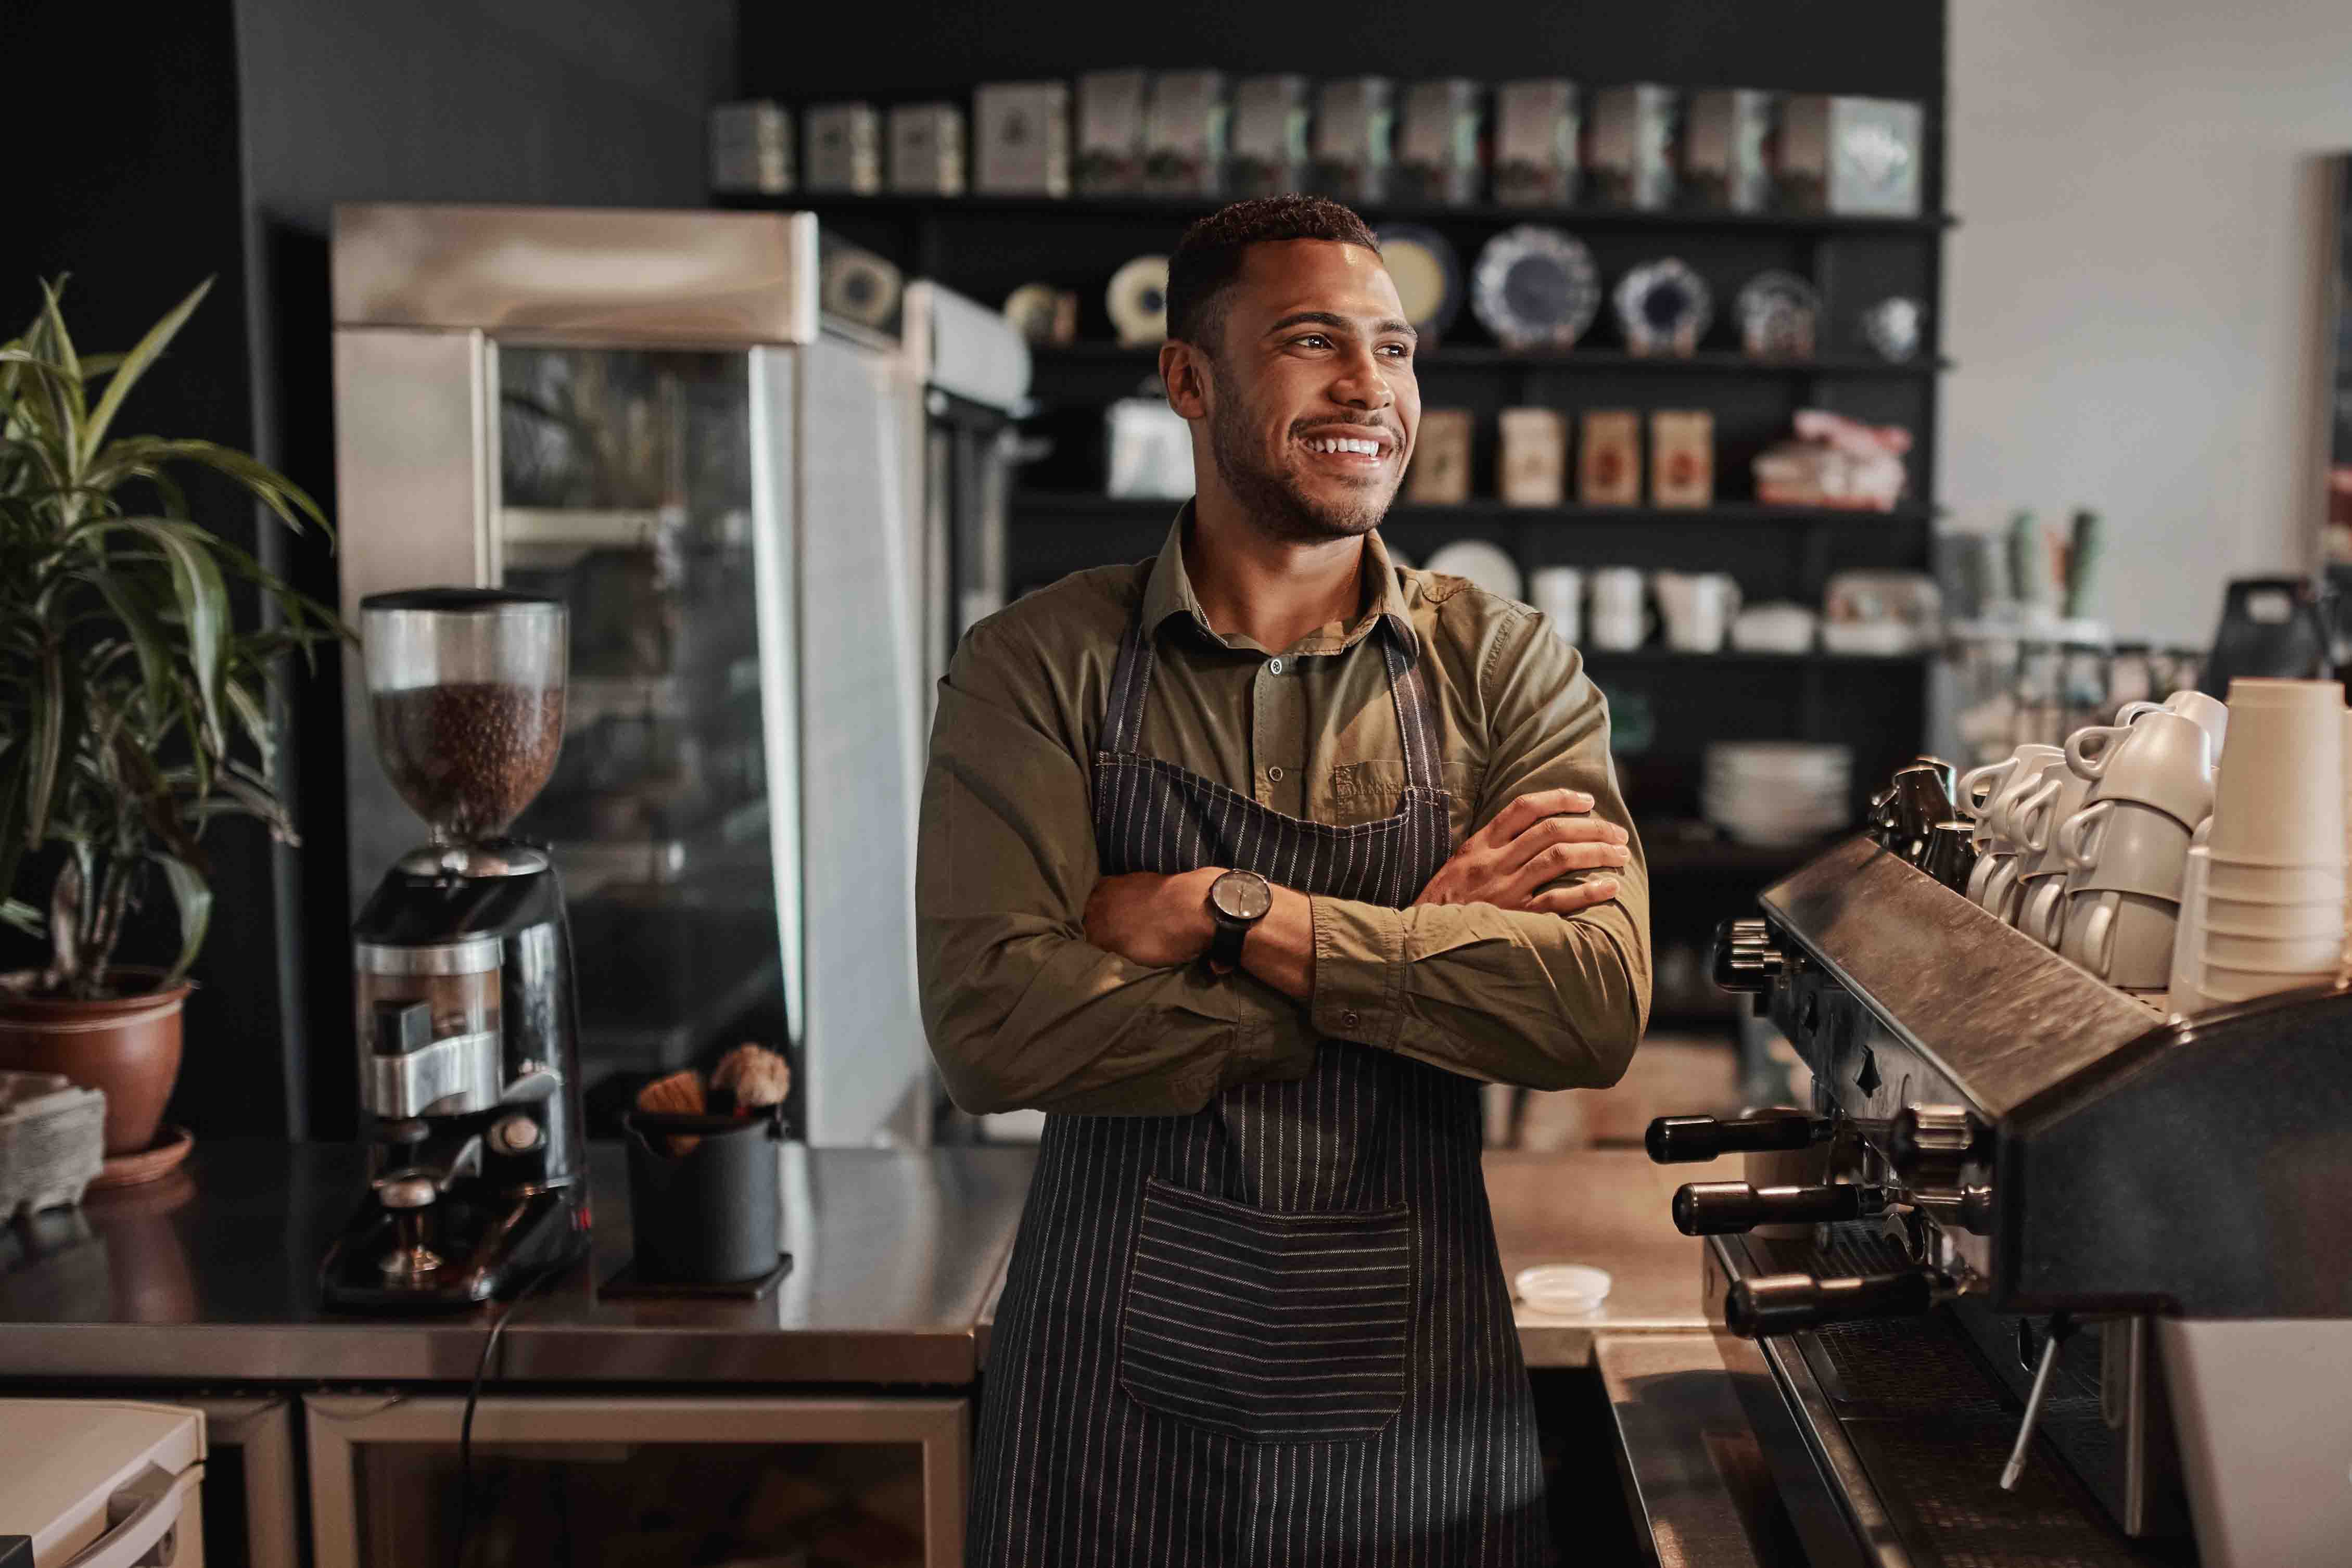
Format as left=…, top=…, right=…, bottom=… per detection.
left=819, top=248, right=904, bottom=329
left=1107, top=256, right=1172, bottom=347
left=1003, top=283, right=1076, bottom=345
left=1375, top=224, right=1463, bottom=339
left=1612, top=258, right=1713, bottom=357
left=1734, top=271, right=1822, bottom=359
left=1423, top=539, right=1524, bottom=602
left=1470, top=226, right=1601, bottom=351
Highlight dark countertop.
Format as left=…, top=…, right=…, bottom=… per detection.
left=0, top=1141, right=1037, bottom=1387
left=0, top=1143, right=1725, bottom=1388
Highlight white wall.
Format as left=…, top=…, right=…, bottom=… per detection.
left=1946, top=0, right=2352, bottom=643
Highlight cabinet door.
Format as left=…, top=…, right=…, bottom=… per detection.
left=304, top=1394, right=965, bottom=1568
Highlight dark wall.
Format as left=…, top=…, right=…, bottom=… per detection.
left=6, top=0, right=732, bottom=1141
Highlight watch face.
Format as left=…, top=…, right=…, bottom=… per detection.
left=1212, top=871, right=1273, bottom=923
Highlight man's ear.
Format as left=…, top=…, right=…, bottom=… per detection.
left=1161, top=340, right=1210, bottom=419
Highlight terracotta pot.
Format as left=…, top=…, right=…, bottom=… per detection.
left=0, top=970, right=191, bottom=1155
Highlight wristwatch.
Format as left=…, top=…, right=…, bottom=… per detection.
left=1205, top=870, right=1273, bottom=971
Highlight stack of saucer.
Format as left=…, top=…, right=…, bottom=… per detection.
left=2166, top=680, right=2345, bottom=1012
left=1702, top=743, right=1851, bottom=846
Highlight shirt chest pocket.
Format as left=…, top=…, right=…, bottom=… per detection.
left=1323, top=759, right=1476, bottom=841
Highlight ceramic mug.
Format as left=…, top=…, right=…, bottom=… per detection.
left=1959, top=743, right=2061, bottom=821
left=2010, top=767, right=2094, bottom=864
left=2113, top=689, right=2229, bottom=758
left=2061, top=888, right=2180, bottom=989
left=2057, top=798, right=2194, bottom=900
left=2019, top=873, right=2070, bottom=947
left=1530, top=567, right=1584, bottom=645
left=1976, top=748, right=2068, bottom=844
left=2065, top=710, right=2215, bottom=829
left=1654, top=571, right=1743, bottom=653
left=1968, top=847, right=2014, bottom=907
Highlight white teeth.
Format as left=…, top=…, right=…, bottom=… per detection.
left=1308, top=437, right=1382, bottom=455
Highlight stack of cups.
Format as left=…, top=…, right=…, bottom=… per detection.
left=2179, top=679, right=2346, bottom=1009
left=1957, top=744, right=2064, bottom=923
left=2011, top=757, right=2097, bottom=946
left=2052, top=693, right=2222, bottom=989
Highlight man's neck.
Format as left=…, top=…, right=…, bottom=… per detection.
left=1185, top=488, right=1368, bottom=654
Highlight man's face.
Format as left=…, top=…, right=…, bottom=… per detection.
left=1178, top=240, right=1419, bottom=542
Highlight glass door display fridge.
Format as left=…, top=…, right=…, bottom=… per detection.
left=332, top=205, right=929, bottom=1146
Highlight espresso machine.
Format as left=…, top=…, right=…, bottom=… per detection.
left=1649, top=830, right=2352, bottom=1566
left=322, top=589, right=592, bottom=1310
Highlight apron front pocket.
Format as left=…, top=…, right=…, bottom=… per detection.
left=1118, top=1177, right=1414, bottom=1444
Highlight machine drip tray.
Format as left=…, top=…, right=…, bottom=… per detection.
left=600, top=1253, right=793, bottom=1301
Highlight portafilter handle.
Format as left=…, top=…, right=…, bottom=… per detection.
left=1645, top=1113, right=1832, bottom=1165
left=1673, top=1181, right=1888, bottom=1236
left=1725, top=1270, right=1939, bottom=1339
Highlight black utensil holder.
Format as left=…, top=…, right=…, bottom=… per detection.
left=622, top=1109, right=783, bottom=1284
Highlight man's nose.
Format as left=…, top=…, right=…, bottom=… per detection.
left=1330, top=346, right=1395, bottom=411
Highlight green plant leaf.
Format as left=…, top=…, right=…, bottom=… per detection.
left=0, top=898, right=39, bottom=940
left=152, top=852, right=211, bottom=988
left=80, top=279, right=210, bottom=467
left=84, top=517, right=228, bottom=751
left=22, top=643, right=65, bottom=843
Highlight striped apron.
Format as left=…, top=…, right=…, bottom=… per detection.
left=969, top=602, right=1554, bottom=1566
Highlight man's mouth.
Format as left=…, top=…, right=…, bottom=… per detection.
left=1296, top=426, right=1398, bottom=464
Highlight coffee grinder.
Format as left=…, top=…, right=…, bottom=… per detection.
left=323, top=589, right=591, bottom=1310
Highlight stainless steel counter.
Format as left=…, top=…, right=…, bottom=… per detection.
left=0, top=1142, right=1036, bottom=1386
left=0, top=1143, right=1722, bottom=1388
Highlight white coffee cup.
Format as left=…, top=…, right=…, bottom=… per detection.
left=2057, top=799, right=2193, bottom=900
left=1958, top=744, right=2062, bottom=823
left=2011, top=767, right=2094, bottom=866
left=2167, top=844, right=2211, bottom=1016
left=2113, top=689, right=2229, bottom=759
left=2201, top=892, right=2346, bottom=940
left=1977, top=852, right=2029, bottom=923
left=2208, top=684, right=2345, bottom=864
left=2019, top=874, right=2070, bottom=947
left=2199, top=927, right=2344, bottom=970
left=1590, top=610, right=1646, bottom=651
left=2064, top=710, right=2215, bottom=830
left=1967, top=847, right=2013, bottom=907
left=1591, top=566, right=1645, bottom=613
left=1654, top=571, right=1743, bottom=653
left=1530, top=567, right=1584, bottom=645
left=2202, top=856, right=2346, bottom=904
left=2060, top=888, right=2180, bottom=989
left=1978, top=750, right=2068, bottom=846
left=2199, top=960, right=2338, bottom=1005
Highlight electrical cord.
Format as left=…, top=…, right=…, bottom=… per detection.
left=452, top=1264, right=558, bottom=1568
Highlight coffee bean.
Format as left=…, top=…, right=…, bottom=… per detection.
left=375, top=683, right=564, bottom=842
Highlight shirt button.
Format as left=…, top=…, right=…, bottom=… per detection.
left=1268, top=658, right=1283, bottom=674
left=1267, top=765, right=1285, bottom=782
left=1342, top=1010, right=1361, bottom=1029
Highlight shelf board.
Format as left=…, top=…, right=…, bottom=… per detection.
left=1031, top=343, right=1947, bottom=376
left=722, top=190, right=1955, bottom=237
left=1642, top=827, right=1848, bottom=875
left=1582, top=648, right=1926, bottom=670
left=1012, top=492, right=1934, bottom=527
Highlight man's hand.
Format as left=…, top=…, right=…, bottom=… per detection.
left=1415, top=787, right=1630, bottom=914
left=1083, top=867, right=1223, bottom=970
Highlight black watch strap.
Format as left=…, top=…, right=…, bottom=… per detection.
left=1207, top=919, right=1250, bottom=970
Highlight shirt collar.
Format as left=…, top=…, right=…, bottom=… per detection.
left=1143, top=501, right=1419, bottom=662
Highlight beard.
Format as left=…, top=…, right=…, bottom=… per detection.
left=1204, top=375, right=1396, bottom=544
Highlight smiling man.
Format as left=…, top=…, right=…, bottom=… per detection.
left=920, top=195, right=1650, bottom=1566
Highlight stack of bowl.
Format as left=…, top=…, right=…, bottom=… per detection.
left=2168, top=679, right=2346, bottom=1009
left=2049, top=692, right=2223, bottom=992
left=1702, top=743, right=1852, bottom=847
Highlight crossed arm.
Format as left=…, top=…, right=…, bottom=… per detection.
left=917, top=615, right=1651, bottom=1117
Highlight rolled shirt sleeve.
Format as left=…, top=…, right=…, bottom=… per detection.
left=918, top=620, right=1322, bottom=1117
left=1305, top=609, right=1651, bottom=1090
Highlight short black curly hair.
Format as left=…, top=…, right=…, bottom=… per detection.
left=1165, top=194, right=1380, bottom=353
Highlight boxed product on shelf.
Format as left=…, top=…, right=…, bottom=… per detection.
left=1406, top=410, right=1474, bottom=504
left=975, top=81, right=1072, bottom=196
left=1395, top=79, right=1484, bottom=206
left=1311, top=77, right=1395, bottom=203
left=1493, top=80, right=1580, bottom=205
left=888, top=103, right=965, bottom=196
left=1683, top=89, right=1775, bottom=213
left=1144, top=70, right=1228, bottom=196
left=803, top=103, right=881, bottom=195
left=1650, top=410, right=1715, bottom=507
left=1106, top=399, right=1194, bottom=500
left=1774, top=95, right=1923, bottom=216
left=1586, top=83, right=1680, bottom=210
left=1077, top=70, right=1150, bottom=194
left=1499, top=407, right=1568, bottom=507
left=1579, top=410, right=1643, bottom=505
left=1229, top=75, right=1311, bottom=196
left=708, top=100, right=792, bottom=196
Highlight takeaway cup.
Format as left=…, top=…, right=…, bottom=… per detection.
left=2167, top=845, right=2211, bottom=1016
left=2206, top=684, right=2345, bottom=864
left=2201, top=857, right=2346, bottom=904
left=2200, top=892, right=2346, bottom=940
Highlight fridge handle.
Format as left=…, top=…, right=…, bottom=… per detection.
left=64, top=1462, right=201, bottom=1568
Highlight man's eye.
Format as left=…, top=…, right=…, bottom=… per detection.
left=1379, top=343, right=1413, bottom=359
left=1294, top=334, right=1331, bottom=349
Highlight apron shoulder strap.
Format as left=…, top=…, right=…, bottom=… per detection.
left=1380, top=624, right=1444, bottom=794
left=1100, top=593, right=1158, bottom=757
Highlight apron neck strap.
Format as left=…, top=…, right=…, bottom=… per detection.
left=1101, top=565, right=1442, bottom=795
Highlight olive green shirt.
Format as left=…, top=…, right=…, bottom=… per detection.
left=917, top=511, right=1651, bottom=1117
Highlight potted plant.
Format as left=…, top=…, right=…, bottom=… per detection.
left=0, top=278, right=344, bottom=1159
